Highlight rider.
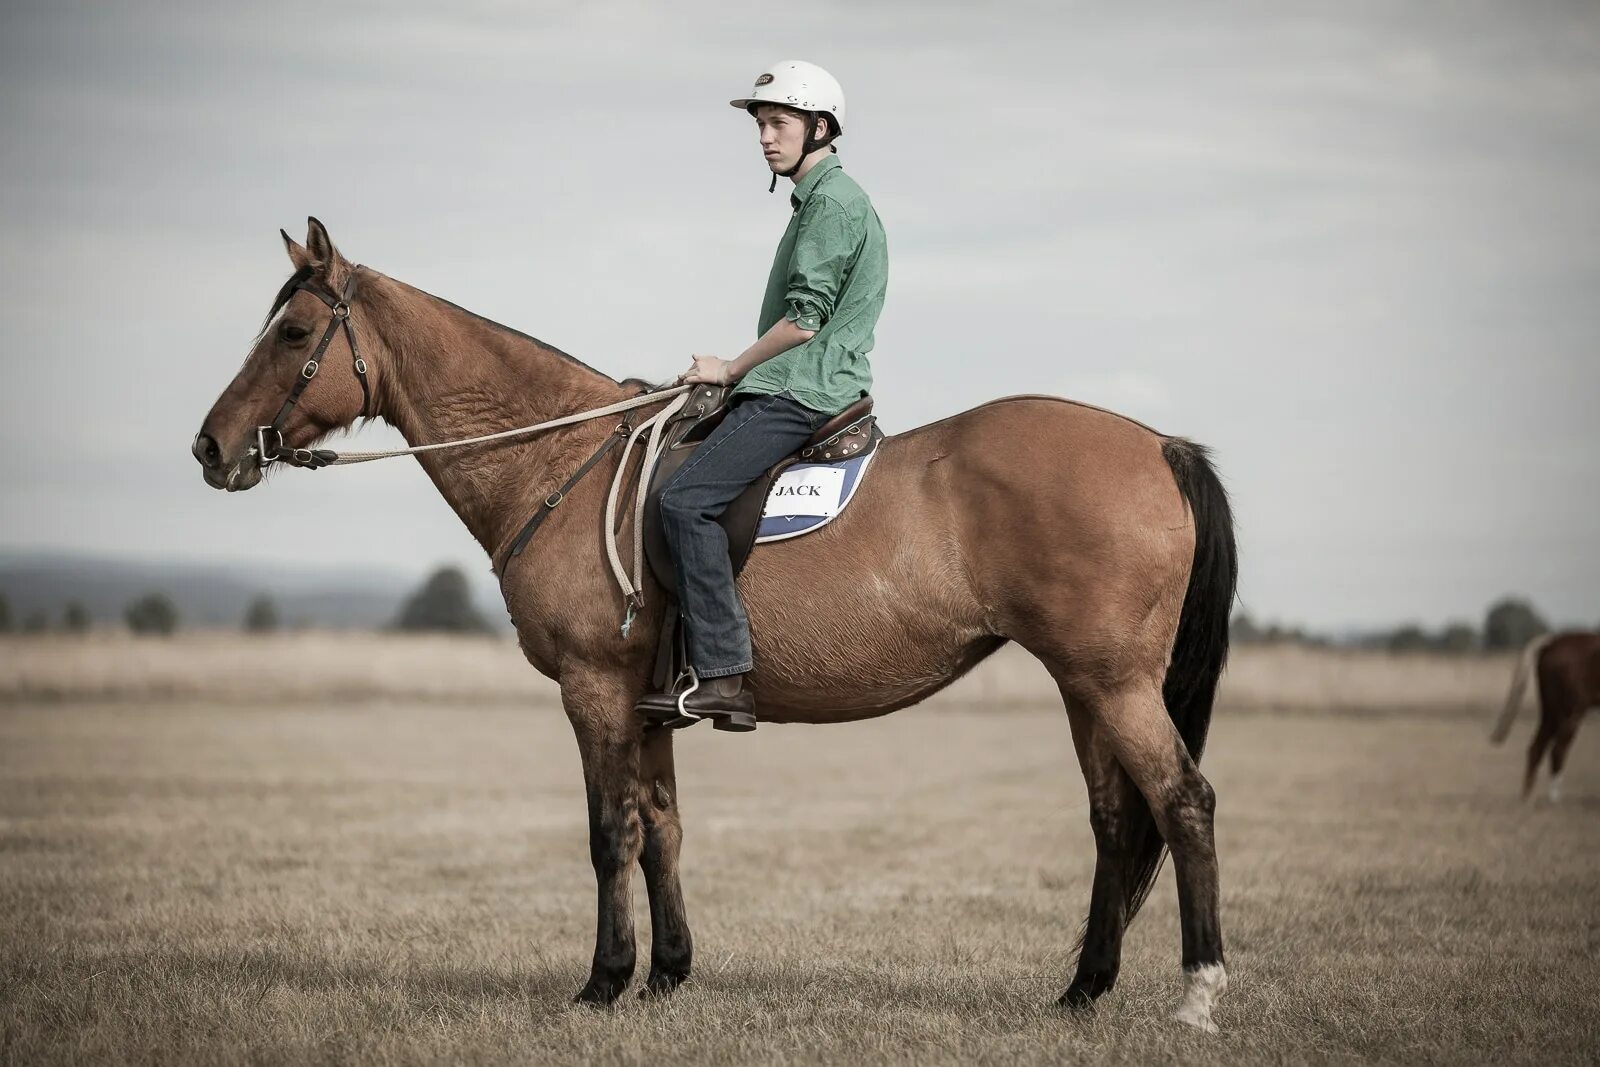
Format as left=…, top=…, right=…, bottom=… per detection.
left=648, top=60, right=888, bottom=731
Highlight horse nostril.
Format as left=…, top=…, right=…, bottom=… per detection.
left=192, top=432, right=222, bottom=470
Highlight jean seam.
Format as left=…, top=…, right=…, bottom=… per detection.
left=697, top=662, right=753, bottom=679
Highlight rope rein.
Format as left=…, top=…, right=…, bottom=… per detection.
left=314, top=385, right=694, bottom=465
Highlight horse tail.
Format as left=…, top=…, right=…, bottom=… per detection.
left=1490, top=634, right=1553, bottom=744
left=1119, top=438, right=1239, bottom=926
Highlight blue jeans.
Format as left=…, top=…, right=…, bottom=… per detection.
left=658, top=391, right=832, bottom=677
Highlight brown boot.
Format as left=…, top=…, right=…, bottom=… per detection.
left=636, top=672, right=756, bottom=732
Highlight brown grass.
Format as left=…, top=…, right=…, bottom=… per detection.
left=1, top=660, right=1596, bottom=1065
left=0, top=634, right=1523, bottom=717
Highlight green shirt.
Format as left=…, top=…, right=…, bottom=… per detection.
left=733, top=155, right=887, bottom=416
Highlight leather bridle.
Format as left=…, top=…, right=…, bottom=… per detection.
left=253, top=268, right=371, bottom=470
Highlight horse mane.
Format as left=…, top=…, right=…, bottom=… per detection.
left=406, top=283, right=618, bottom=385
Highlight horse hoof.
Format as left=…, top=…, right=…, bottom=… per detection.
left=1172, top=962, right=1228, bottom=1034
left=1059, top=970, right=1115, bottom=1010
left=1172, top=1004, right=1219, bottom=1034
left=574, top=979, right=626, bottom=1007
left=639, top=971, right=690, bottom=998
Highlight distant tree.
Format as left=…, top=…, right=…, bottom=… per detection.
left=1385, top=624, right=1430, bottom=652
left=1229, top=611, right=1263, bottom=644
left=243, top=595, right=279, bottom=633
left=62, top=602, right=91, bottom=634
left=1483, top=597, right=1547, bottom=651
left=394, top=566, right=490, bottom=634
left=1438, top=622, right=1477, bottom=653
left=22, top=611, right=49, bottom=634
left=0, top=592, right=11, bottom=632
left=125, top=593, right=180, bottom=636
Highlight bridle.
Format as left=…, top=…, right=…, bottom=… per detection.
left=252, top=268, right=371, bottom=470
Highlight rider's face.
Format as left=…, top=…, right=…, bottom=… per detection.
left=754, top=106, right=815, bottom=174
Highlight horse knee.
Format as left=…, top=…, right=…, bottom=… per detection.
left=589, top=803, right=643, bottom=875
left=1161, top=774, right=1216, bottom=850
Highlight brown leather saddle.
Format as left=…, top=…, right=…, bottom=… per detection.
left=641, top=386, right=881, bottom=595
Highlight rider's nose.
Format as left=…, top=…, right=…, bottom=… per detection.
left=191, top=431, right=222, bottom=470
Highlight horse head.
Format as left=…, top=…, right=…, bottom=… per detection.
left=192, top=217, right=373, bottom=491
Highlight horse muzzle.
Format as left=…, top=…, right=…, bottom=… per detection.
left=192, top=430, right=265, bottom=492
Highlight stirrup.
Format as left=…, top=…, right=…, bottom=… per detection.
left=673, top=669, right=704, bottom=724
left=638, top=668, right=706, bottom=730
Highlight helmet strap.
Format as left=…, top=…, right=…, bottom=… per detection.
left=770, top=112, right=838, bottom=193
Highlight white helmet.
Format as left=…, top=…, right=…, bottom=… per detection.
left=730, top=60, right=846, bottom=134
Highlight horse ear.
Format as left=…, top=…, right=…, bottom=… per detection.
left=305, top=216, right=337, bottom=265
left=303, top=216, right=353, bottom=290
left=282, top=228, right=313, bottom=271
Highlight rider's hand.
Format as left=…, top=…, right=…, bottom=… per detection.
left=679, top=355, right=735, bottom=386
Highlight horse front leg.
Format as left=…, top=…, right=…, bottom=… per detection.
left=638, top=726, right=693, bottom=995
left=563, top=671, right=646, bottom=1005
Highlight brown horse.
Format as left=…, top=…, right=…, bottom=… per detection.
left=1490, top=632, right=1600, bottom=800
left=192, top=220, right=1239, bottom=1032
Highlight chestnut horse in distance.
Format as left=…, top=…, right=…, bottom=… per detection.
left=192, top=220, right=1239, bottom=1032
left=1490, top=632, right=1600, bottom=800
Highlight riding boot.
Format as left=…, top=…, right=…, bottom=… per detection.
left=636, top=672, right=757, bottom=733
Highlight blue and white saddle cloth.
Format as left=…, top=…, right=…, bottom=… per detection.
left=755, top=449, right=878, bottom=543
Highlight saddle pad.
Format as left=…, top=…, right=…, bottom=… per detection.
left=755, top=448, right=877, bottom=543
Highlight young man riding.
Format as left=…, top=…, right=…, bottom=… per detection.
left=645, top=60, right=888, bottom=732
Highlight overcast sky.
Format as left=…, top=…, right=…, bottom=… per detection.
left=2, top=0, right=1596, bottom=630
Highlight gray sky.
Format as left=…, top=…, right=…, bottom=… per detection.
left=2, top=0, right=1596, bottom=630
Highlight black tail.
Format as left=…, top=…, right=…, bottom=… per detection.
left=1120, top=438, right=1238, bottom=926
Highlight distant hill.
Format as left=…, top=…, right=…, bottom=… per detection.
left=0, top=550, right=509, bottom=631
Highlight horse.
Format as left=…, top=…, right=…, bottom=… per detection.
left=1490, top=631, right=1600, bottom=801
left=191, top=219, right=1239, bottom=1032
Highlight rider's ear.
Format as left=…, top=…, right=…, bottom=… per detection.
left=281, top=228, right=313, bottom=272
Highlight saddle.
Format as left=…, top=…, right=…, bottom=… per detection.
left=641, top=386, right=881, bottom=595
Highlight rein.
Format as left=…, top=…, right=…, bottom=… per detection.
left=250, top=271, right=693, bottom=625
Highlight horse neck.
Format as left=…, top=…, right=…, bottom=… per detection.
left=360, top=273, right=627, bottom=558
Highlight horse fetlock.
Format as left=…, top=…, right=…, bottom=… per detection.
left=1171, top=962, right=1227, bottom=1034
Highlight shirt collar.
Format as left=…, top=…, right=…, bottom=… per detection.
left=790, top=154, right=841, bottom=210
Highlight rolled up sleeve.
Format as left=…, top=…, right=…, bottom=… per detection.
left=784, top=196, right=860, bottom=333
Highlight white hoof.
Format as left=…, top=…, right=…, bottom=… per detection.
left=1172, top=1003, right=1218, bottom=1033
left=1549, top=773, right=1564, bottom=804
left=1173, top=963, right=1227, bottom=1034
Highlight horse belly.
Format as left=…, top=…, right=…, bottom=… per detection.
left=736, top=485, right=994, bottom=724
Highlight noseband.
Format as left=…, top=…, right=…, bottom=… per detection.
left=253, top=269, right=371, bottom=470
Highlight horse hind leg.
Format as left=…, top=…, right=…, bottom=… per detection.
left=1084, top=681, right=1226, bottom=1033
left=1523, top=714, right=1557, bottom=801
left=1546, top=706, right=1582, bottom=804
left=1058, top=691, right=1143, bottom=1009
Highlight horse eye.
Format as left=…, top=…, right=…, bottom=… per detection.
left=280, top=324, right=311, bottom=343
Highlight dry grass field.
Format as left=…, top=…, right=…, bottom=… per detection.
left=2, top=636, right=1597, bottom=1065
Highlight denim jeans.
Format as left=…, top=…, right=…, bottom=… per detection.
left=658, top=391, right=832, bottom=677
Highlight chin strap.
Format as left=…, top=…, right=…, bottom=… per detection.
left=770, top=114, right=838, bottom=193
